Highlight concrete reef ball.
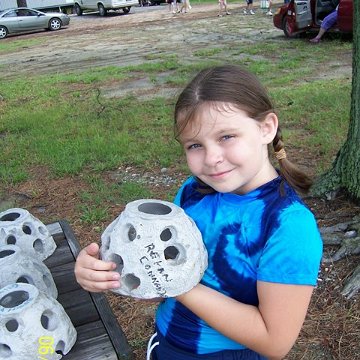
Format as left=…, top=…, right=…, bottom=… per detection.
left=0, top=283, right=77, bottom=360
left=0, top=244, right=58, bottom=299
left=0, top=208, right=56, bottom=261
left=100, top=199, right=208, bottom=299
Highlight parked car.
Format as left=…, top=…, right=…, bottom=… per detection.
left=0, top=7, right=70, bottom=39
left=73, top=0, right=138, bottom=16
left=273, top=0, right=353, bottom=38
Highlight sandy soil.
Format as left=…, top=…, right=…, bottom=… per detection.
left=0, top=2, right=310, bottom=80
left=1, top=1, right=351, bottom=99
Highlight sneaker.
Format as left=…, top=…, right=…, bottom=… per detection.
left=266, top=10, right=273, bottom=15
left=226, top=11, right=231, bottom=15
left=188, top=4, right=191, bottom=9
left=243, top=9, right=248, bottom=14
left=249, top=9, right=255, bottom=14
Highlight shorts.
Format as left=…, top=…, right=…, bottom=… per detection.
left=246, top=0, right=253, bottom=4
left=321, top=10, right=338, bottom=31
left=148, top=330, right=268, bottom=360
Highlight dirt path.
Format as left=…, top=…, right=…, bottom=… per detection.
left=0, top=2, right=287, bottom=80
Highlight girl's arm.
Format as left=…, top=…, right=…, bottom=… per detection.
left=176, top=281, right=314, bottom=359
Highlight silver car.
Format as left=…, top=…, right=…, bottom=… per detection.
left=0, top=7, right=70, bottom=39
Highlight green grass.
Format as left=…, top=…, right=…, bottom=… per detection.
left=0, top=37, right=44, bottom=53
left=78, top=174, right=154, bottom=224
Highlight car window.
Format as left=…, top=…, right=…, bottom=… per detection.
left=4, top=10, right=17, bottom=17
left=17, top=9, right=29, bottom=16
left=28, top=10, right=40, bottom=16
left=16, top=9, right=38, bottom=16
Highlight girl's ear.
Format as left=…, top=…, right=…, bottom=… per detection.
left=260, top=113, right=278, bottom=145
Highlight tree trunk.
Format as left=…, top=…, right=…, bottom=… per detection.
left=17, top=0, right=27, bottom=7
left=312, top=0, right=360, bottom=299
left=312, top=0, right=360, bottom=201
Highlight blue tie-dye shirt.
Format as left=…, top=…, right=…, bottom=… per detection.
left=156, top=176, right=323, bottom=354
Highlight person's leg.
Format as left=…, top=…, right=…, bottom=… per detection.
left=172, top=0, right=179, bottom=13
left=310, top=9, right=337, bottom=42
left=180, top=0, right=185, bottom=13
left=244, top=0, right=249, bottom=14
left=310, top=27, right=326, bottom=42
left=249, top=0, right=255, bottom=14
left=320, top=10, right=338, bottom=31
left=266, top=0, right=273, bottom=15
left=224, top=0, right=230, bottom=15
left=218, top=0, right=224, bottom=16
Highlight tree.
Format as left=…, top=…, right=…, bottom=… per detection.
left=313, top=1, right=359, bottom=199
left=312, top=0, right=359, bottom=298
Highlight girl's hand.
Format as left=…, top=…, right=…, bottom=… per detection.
left=74, top=242, right=121, bottom=292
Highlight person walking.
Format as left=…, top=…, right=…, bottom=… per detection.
left=266, top=0, right=273, bottom=15
left=244, top=0, right=255, bottom=15
left=218, top=0, right=231, bottom=16
left=179, top=0, right=190, bottom=13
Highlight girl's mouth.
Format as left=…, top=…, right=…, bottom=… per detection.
left=209, top=170, right=232, bottom=179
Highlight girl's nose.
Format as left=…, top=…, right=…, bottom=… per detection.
left=204, top=147, right=223, bottom=166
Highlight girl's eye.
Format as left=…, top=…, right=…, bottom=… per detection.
left=221, top=135, right=234, bottom=141
left=187, top=143, right=201, bottom=150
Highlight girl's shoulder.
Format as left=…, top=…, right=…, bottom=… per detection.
left=174, top=176, right=205, bottom=208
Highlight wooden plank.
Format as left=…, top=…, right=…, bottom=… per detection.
left=44, top=240, right=74, bottom=268
left=58, top=288, right=99, bottom=327
left=49, top=261, right=82, bottom=294
left=47, top=222, right=66, bottom=242
left=63, top=320, right=119, bottom=360
left=59, top=220, right=134, bottom=360
left=47, top=220, right=134, bottom=360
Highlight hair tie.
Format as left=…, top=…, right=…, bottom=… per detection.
left=275, top=148, right=287, bottom=161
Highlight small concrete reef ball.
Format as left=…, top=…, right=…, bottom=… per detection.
left=100, top=199, right=208, bottom=299
left=0, top=208, right=56, bottom=261
left=0, top=244, right=58, bottom=299
left=0, top=283, right=77, bottom=359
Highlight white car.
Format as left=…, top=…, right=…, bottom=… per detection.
left=74, top=0, right=138, bottom=16
left=0, top=7, right=70, bottom=39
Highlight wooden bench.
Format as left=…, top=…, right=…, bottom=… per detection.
left=44, top=220, right=133, bottom=360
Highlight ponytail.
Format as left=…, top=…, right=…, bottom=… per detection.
left=272, top=127, right=313, bottom=194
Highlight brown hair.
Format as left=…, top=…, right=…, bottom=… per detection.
left=174, top=65, right=312, bottom=194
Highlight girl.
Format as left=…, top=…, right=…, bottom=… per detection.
left=75, top=65, right=323, bottom=360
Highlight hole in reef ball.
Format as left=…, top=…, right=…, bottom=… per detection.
left=0, top=212, right=20, bottom=222
left=123, top=273, right=141, bottom=290
left=164, top=246, right=179, bottom=260
left=128, top=225, right=137, bottom=241
left=138, top=202, right=172, bottom=215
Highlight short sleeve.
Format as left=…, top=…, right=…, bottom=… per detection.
left=173, top=176, right=196, bottom=206
left=257, top=206, right=323, bottom=286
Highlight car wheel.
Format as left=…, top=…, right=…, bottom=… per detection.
left=282, top=16, right=297, bottom=38
left=74, top=3, right=83, bottom=16
left=49, top=18, right=62, bottom=31
left=0, top=26, right=8, bottom=39
left=98, top=4, right=107, bottom=16
left=123, top=7, right=131, bottom=14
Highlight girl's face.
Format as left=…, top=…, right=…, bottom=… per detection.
left=179, top=104, right=278, bottom=194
